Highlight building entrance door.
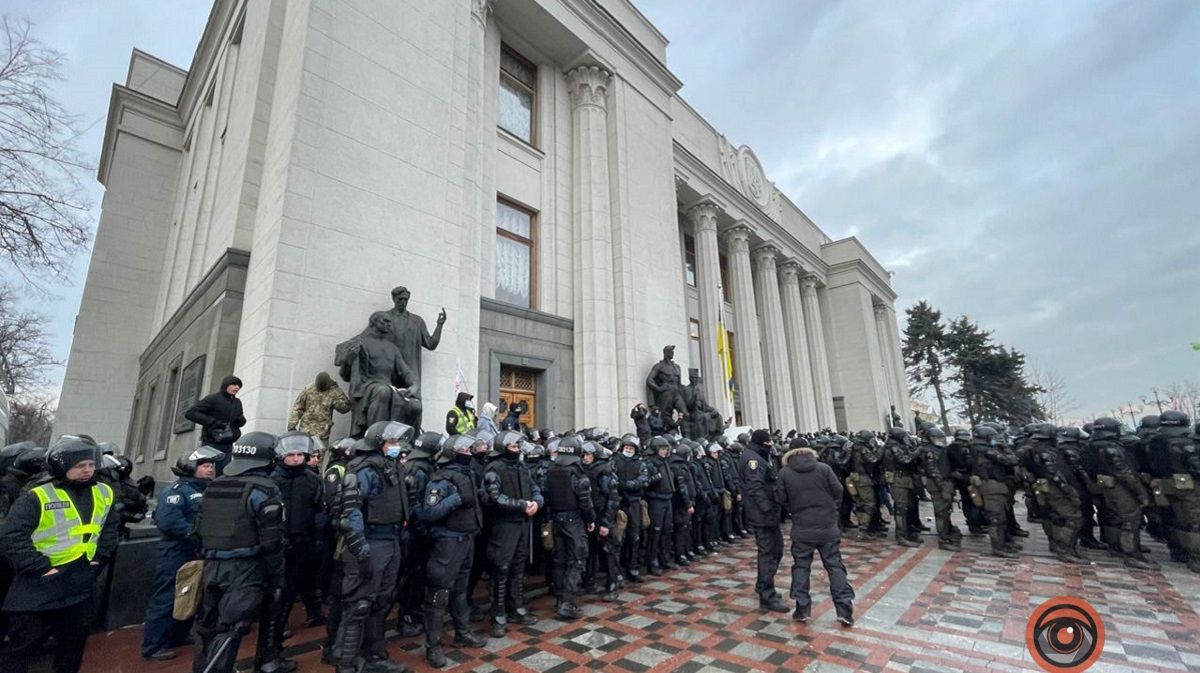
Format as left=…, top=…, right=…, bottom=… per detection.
left=499, top=366, right=537, bottom=428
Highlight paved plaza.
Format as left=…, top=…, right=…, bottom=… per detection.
left=80, top=505, right=1200, bottom=673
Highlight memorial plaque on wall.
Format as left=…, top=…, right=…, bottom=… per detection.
left=173, top=354, right=206, bottom=433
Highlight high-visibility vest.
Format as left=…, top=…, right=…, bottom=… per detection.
left=449, top=407, right=476, bottom=435
left=30, top=482, right=115, bottom=567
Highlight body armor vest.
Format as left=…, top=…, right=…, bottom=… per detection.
left=972, top=443, right=1009, bottom=482
left=198, top=475, right=276, bottom=551
left=349, top=453, right=409, bottom=527
left=586, top=461, right=613, bottom=514
left=1166, top=436, right=1200, bottom=476
left=486, top=456, right=534, bottom=504
left=276, top=467, right=322, bottom=538
left=544, top=464, right=580, bottom=512
left=671, top=458, right=695, bottom=502
left=613, top=455, right=644, bottom=497
left=432, top=465, right=480, bottom=534
left=646, top=458, right=674, bottom=497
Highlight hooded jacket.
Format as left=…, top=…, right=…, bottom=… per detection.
left=777, top=447, right=843, bottom=544
left=288, top=372, right=351, bottom=440
left=446, top=392, right=476, bottom=436
left=185, top=375, right=247, bottom=445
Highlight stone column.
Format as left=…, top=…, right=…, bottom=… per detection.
left=879, top=305, right=910, bottom=429
left=779, top=262, right=818, bottom=431
left=687, top=201, right=732, bottom=419
left=752, top=245, right=796, bottom=431
left=874, top=304, right=898, bottom=424
left=566, top=65, right=619, bottom=429
left=801, top=276, right=836, bottom=428
left=723, top=225, right=769, bottom=428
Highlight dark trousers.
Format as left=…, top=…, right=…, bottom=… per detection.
left=550, top=512, right=588, bottom=604
left=281, top=542, right=323, bottom=626
left=619, top=498, right=644, bottom=574
left=141, top=548, right=196, bottom=657
left=671, top=501, right=692, bottom=560
left=192, top=558, right=267, bottom=673
left=336, top=536, right=403, bottom=666
left=0, top=601, right=94, bottom=673
left=646, top=498, right=673, bottom=567
left=752, top=525, right=784, bottom=602
left=487, top=518, right=532, bottom=618
left=396, top=533, right=429, bottom=628
left=424, top=534, right=475, bottom=645
left=789, top=538, right=854, bottom=613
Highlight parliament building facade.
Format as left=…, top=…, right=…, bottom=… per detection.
left=57, top=0, right=910, bottom=480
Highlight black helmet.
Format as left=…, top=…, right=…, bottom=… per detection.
left=173, top=445, right=225, bottom=476
left=1139, top=415, right=1161, bottom=430
left=887, top=427, right=909, bottom=443
left=116, top=456, right=134, bottom=479
left=0, top=441, right=36, bottom=475
left=97, top=441, right=120, bottom=456
left=555, top=436, right=582, bottom=465
left=330, top=438, right=357, bottom=461
left=648, top=436, right=671, bottom=453
left=707, top=442, right=722, bottom=455
left=619, top=434, right=640, bottom=450
left=581, top=441, right=602, bottom=459
left=438, top=434, right=476, bottom=465
left=410, top=432, right=444, bottom=460
left=524, top=442, right=546, bottom=460
left=672, top=442, right=691, bottom=460
left=953, top=429, right=971, bottom=442
left=46, top=435, right=101, bottom=479
left=492, top=430, right=525, bottom=457
left=12, top=446, right=47, bottom=475
left=789, top=436, right=810, bottom=449
left=854, top=429, right=875, bottom=443
left=364, top=421, right=415, bottom=452
left=971, top=426, right=999, bottom=443
left=582, top=427, right=608, bottom=442
left=1030, top=423, right=1056, bottom=441
left=1056, top=426, right=1086, bottom=444
left=926, top=427, right=948, bottom=447
left=225, top=431, right=277, bottom=476
left=276, top=431, right=316, bottom=458
left=1159, top=411, right=1190, bottom=434
left=1118, top=432, right=1140, bottom=449
left=98, top=454, right=122, bottom=482
left=545, top=436, right=563, bottom=455
left=736, top=432, right=751, bottom=445
left=1090, top=417, right=1121, bottom=440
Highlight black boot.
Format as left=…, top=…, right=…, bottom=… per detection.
left=490, top=575, right=508, bottom=639
left=424, top=590, right=449, bottom=669
left=508, top=571, right=538, bottom=626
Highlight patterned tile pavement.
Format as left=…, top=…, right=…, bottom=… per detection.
left=79, top=502, right=1200, bottom=673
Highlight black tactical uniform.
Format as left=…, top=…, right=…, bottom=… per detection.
left=970, top=426, right=1019, bottom=558
left=1056, top=426, right=1107, bottom=550
left=715, top=442, right=741, bottom=540
left=738, top=431, right=787, bottom=613
left=582, top=442, right=621, bottom=602
left=848, top=431, right=884, bottom=538
left=690, top=443, right=719, bottom=554
left=668, top=443, right=696, bottom=565
left=1026, top=424, right=1083, bottom=563
left=1091, top=418, right=1156, bottom=569
left=882, top=428, right=922, bottom=548
left=918, top=428, right=961, bottom=550
left=543, top=437, right=595, bottom=620
left=395, top=431, right=441, bottom=638
left=192, top=432, right=287, bottom=673
left=1157, top=412, right=1200, bottom=572
left=948, top=430, right=988, bottom=533
left=612, top=436, right=650, bottom=581
left=270, top=432, right=325, bottom=634
left=482, top=431, right=543, bottom=637
left=643, top=437, right=674, bottom=574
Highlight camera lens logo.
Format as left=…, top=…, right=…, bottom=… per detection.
left=1026, top=596, right=1105, bottom=673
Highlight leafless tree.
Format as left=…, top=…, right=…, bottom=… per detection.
left=1161, top=380, right=1200, bottom=419
left=8, top=393, right=53, bottom=445
left=1030, top=364, right=1077, bottom=426
left=0, top=281, right=59, bottom=395
left=0, top=17, right=92, bottom=285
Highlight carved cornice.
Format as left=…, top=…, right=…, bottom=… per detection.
left=566, top=65, right=612, bottom=110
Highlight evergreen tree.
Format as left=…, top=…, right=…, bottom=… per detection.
left=944, top=316, right=1046, bottom=425
left=902, top=300, right=951, bottom=431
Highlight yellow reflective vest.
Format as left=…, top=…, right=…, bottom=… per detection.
left=449, top=406, right=476, bottom=435
left=30, top=482, right=115, bottom=567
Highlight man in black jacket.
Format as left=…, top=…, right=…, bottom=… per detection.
left=271, top=432, right=326, bottom=632
left=543, top=437, right=595, bottom=621
left=185, top=375, right=247, bottom=470
left=738, top=429, right=787, bottom=613
left=776, top=442, right=854, bottom=626
left=0, top=436, right=120, bottom=673
left=482, top=431, right=542, bottom=638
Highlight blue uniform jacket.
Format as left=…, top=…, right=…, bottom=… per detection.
left=153, top=477, right=208, bottom=555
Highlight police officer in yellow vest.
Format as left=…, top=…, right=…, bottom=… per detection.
left=445, top=392, right=477, bottom=437
left=0, top=435, right=118, bottom=673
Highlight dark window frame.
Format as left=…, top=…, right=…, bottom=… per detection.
left=495, top=197, right=537, bottom=310
left=499, top=44, right=537, bottom=147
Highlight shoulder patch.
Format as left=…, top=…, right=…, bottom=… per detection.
left=427, top=488, right=442, bottom=506
left=166, top=494, right=183, bottom=505
left=748, top=459, right=759, bottom=470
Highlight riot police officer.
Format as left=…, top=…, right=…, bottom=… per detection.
left=715, top=440, right=742, bottom=541
left=192, top=431, right=288, bottom=673
left=611, top=435, right=649, bottom=581
left=971, top=426, right=1020, bottom=559
left=739, top=429, right=787, bottom=613
left=582, top=441, right=620, bottom=602
left=0, top=436, right=119, bottom=673
left=333, top=422, right=414, bottom=673
left=141, top=445, right=223, bottom=661
left=848, top=430, right=884, bottom=539
left=702, top=443, right=730, bottom=547
left=543, top=436, right=595, bottom=620
left=1157, top=412, right=1200, bottom=572
left=643, top=436, right=674, bottom=575
left=668, top=440, right=697, bottom=565
left=395, top=431, right=442, bottom=639
left=882, top=428, right=922, bottom=548
left=1056, top=426, right=1106, bottom=550
left=1026, top=424, right=1083, bottom=563
left=271, top=432, right=325, bottom=634
left=948, top=429, right=987, bottom=534
left=918, top=428, right=960, bottom=551
left=1091, top=418, right=1156, bottom=569
left=417, top=435, right=487, bottom=668
left=320, top=438, right=357, bottom=664
left=482, top=430, right=543, bottom=638
left=690, top=442, right=718, bottom=554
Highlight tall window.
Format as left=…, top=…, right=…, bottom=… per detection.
left=684, top=234, right=696, bottom=287
left=499, top=45, right=536, bottom=144
left=719, top=254, right=731, bottom=302
left=688, top=319, right=702, bottom=369
left=496, top=199, right=535, bottom=308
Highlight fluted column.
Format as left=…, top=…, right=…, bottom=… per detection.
left=876, top=304, right=909, bottom=428
left=884, top=306, right=912, bottom=429
left=688, top=202, right=732, bottom=419
left=752, top=245, right=796, bottom=431
left=723, top=225, right=769, bottom=428
left=567, top=65, right=619, bottom=429
left=874, top=304, right=898, bottom=423
left=801, top=276, right=836, bottom=428
left=779, top=262, right=818, bottom=431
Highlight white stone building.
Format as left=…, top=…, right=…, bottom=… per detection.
left=56, top=0, right=910, bottom=479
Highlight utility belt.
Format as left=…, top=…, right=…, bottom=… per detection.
left=1150, top=474, right=1196, bottom=504
left=1032, top=478, right=1050, bottom=506
left=884, top=471, right=914, bottom=488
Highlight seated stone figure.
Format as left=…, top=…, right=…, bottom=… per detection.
left=335, top=311, right=422, bottom=436
left=681, top=370, right=723, bottom=441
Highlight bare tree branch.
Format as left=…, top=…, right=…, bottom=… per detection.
left=0, top=280, right=60, bottom=395
left=0, top=17, right=92, bottom=286
left=1030, top=363, right=1077, bottom=426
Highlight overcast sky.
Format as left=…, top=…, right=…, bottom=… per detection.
left=8, top=1, right=1199, bottom=421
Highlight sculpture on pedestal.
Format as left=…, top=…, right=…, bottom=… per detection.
left=335, top=311, right=422, bottom=437
left=645, top=345, right=688, bottom=419
left=681, top=369, right=723, bottom=440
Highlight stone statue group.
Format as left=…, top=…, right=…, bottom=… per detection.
left=645, top=345, right=726, bottom=441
